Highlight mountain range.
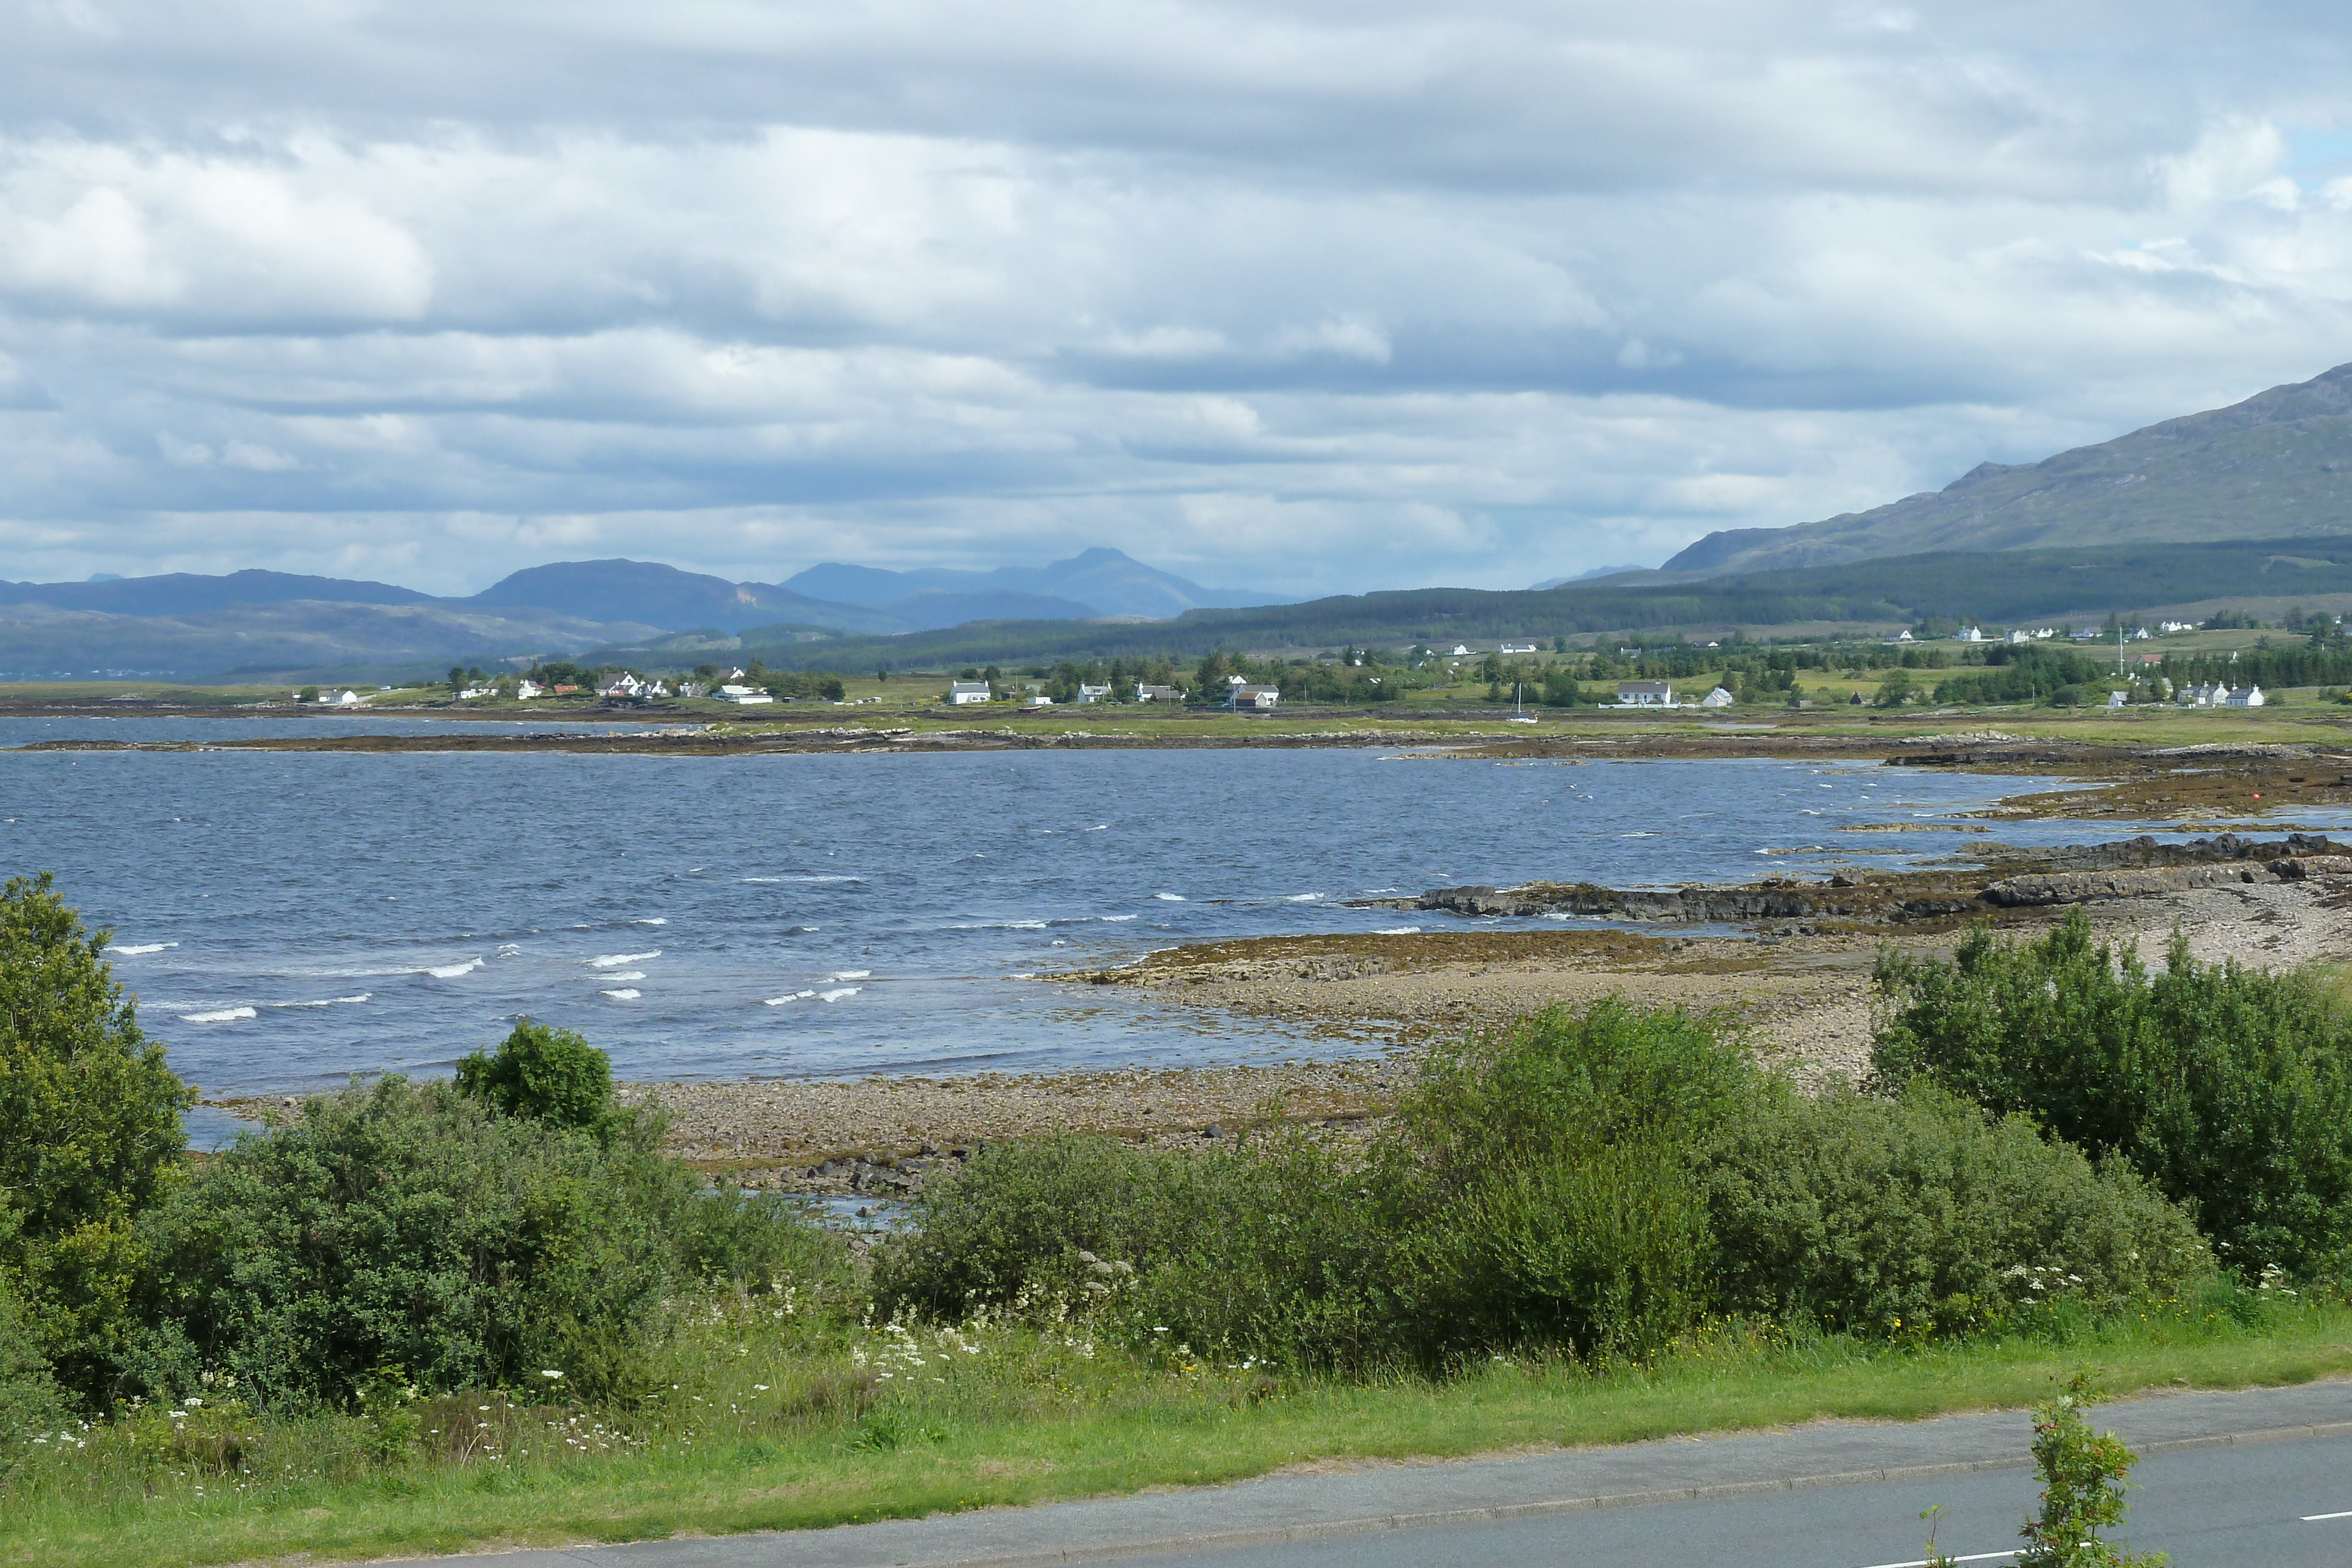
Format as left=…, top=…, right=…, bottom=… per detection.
left=0, top=549, right=1284, bottom=680
left=1665, top=360, right=2352, bottom=576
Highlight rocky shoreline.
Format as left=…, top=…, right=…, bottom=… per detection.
left=620, top=1060, right=1408, bottom=1196
left=1386, top=831, right=2352, bottom=931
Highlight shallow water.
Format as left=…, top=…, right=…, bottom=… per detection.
left=2, top=726, right=2337, bottom=1111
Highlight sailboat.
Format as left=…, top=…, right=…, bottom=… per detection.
left=1506, top=680, right=1538, bottom=723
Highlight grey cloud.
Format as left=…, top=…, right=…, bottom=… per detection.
left=1, top=1, right=2349, bottom=595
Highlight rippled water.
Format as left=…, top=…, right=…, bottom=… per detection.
left=1, top=720, right=2328, bottom=1111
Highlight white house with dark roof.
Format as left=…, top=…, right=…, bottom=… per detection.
left=1232, top=684, right=1280, bottom=709
left=947, top=681, right=991, bottom=704
left=1617, top=681, right=1675, bottom=707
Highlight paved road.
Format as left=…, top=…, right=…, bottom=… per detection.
left=383, top=1380, right=2352, bottom=1568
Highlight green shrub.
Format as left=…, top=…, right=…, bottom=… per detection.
left=1873, top=912, right=2352, bottom=1274
left=886, top=1001, right=2205, bottom=1367
left=1702, top=1081, right=2210, bottom=1336
left=0, top=1273, right=67, bottom=1474
left=0, top=873, right=194, bottom=1402
left=873, top=1131, right=1391, bottom=1367
left=136, top=1078, right=843, bottom=1410
left=455, top=1019, right=614, bottom=1131
left=1374, top=1001, right=1753, bottom=1359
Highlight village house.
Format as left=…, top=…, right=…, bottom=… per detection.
left=1699, top=687, right=1735, bottom=707
left=1618, top=680, right=1675, bottom=707
left=1023, top=693, right=1054, bottom=707
left=2178, top=682, right=2231, bottom=708
left=947, top=681, right=991, bottom=704
left=2227, top=684, right=2266, bottom=707
left=1232, top=684, right=1280, bottom=709
left=1953, top=627, right=1984, bottom=643
left=2159, top=620, right=2195, bottom=634
left=1134, top=683, right=1181, bottom=702
left=1883, top=629, right=1915, bottom=644
left=1076, top=683, right=1113, bottom=703
left=2107, top=690, right=2129, bottom=708
left=2006, top=629, right=2032, bottom=645
left=596, top=673, right=651, bottom=698
left=716, top=683, right=773, bottom=705
left=329, top=689, right=363, bottom=706
left=455, top=686, right=495, bottom=700
left=514, top=678, right=543, bottom=699
left=1498, top=643, right=1538, bottom=654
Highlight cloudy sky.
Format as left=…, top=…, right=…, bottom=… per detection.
left=4, top=1, right=2351, bottom=598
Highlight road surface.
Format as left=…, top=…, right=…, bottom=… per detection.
left=380, top=1379, right=2352, bottom=1568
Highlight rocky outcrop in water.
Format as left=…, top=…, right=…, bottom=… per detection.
left=1408, top=834, right=2352, bottom=928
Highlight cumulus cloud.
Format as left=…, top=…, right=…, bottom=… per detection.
left=1, top=0, right=2349, bottom=594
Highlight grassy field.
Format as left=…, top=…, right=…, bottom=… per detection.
left=5, top=1291, right=2346, bottom=1568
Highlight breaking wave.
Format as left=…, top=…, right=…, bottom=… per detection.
left=106, top=941, right=178, bottom=956
left=180, top=1007, right=256, bottom=1024
left=587, top=951, right=659, bottom=968
left=600, top=988, right=641, bottom=1000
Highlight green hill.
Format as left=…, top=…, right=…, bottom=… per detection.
left=1665, top=362, right=2352, bottom=576
left=733, top=537, right=2352, bottom=670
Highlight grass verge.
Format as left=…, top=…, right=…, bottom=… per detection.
left=6, top=1291, right=2348, bottom=1568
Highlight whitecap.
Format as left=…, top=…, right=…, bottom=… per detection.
left=1002, top=920, right=1049, bottom=930
left=600, top=988, right=641, bottom=1000
left=737, top=877, right=784, bottom=883
left=426, top=958, right=483, bottom=979
left=1618, top=831, right=1659, bottom=838
left=597, top=971, right=647, bottom=982
left=1087, top=824, right=1108, bottom=831
left=632, top=917, right=668, bottom=925
left=587, top=951, right=659, bottom=968
left=1377, top=927, right=1422, bottom=935
left=828, top=969, right=872, bottom=980
left=180, top=1007, right=256, bottom=1024
left=1101, top=914, right=1137, bottom=922
left=1800, top=809, right=1824, bottom=816
left=1282, top=892, right=1324, bottom=902
left=817, top=987, right=860, bottom=1002
left=1154, top=893, right=1187, bottom=902
left=106, top=941, right=178, bottom=955
left=764, top=990, right=818, bottom=1005
left=269, top=994, right=370, bottom=1008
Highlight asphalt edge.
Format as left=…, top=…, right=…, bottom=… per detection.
left=880, top=1417, right=2352, bottom=1568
